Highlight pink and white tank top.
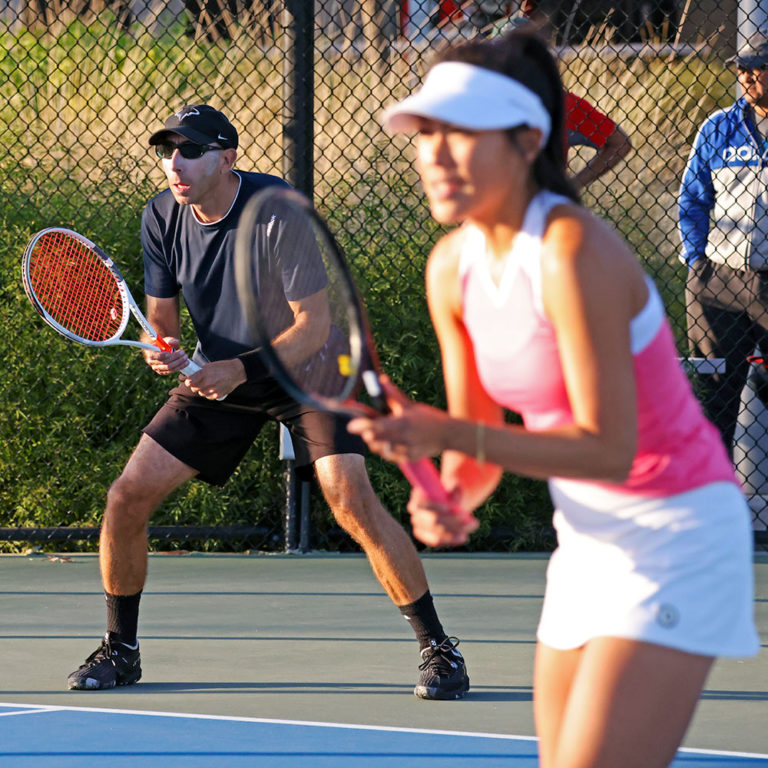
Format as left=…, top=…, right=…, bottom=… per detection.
left=458, top=191, right=736, bottom=496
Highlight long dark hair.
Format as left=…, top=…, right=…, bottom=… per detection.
left=430, top=31, right=580, bottom=203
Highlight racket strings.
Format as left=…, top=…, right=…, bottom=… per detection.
left=271, top=210, right=358, bottom=401
left=29, top=231, right=124, bottom=342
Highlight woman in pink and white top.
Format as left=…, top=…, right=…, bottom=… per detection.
left=349, top=31, right=759, bottom=768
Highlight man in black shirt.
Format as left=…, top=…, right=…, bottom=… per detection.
left=66, top=105, right=469, bottom=701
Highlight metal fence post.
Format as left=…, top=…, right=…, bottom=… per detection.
left=282, top=0, right=315, bottom=198
left=279, top=0, right=315, bottom=552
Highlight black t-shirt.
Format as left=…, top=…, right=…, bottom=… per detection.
left=142, top=170, right=306, bottom=366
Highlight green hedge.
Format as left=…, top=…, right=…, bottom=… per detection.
left=3, top=16, right=736, bottom=552
left=0, top=154, right=554, bottom=553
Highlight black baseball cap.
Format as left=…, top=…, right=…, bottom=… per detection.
left=727, top=31, right=768, bottom=68
left=148, top=105, right=238, bottom=148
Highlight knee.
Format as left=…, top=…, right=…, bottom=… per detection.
left=316, top=457, right=398, bottom=541
left=326, top=484, right=386, bottom=543
left=104, top=474, right=155, bottom=534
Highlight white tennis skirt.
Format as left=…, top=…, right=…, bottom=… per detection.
left=537, top=480, right=760, bottom=657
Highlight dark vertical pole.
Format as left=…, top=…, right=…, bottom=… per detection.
left=299, top=480, right=311, bottom=553
left=282, top=0, right=315, bottom=197
left=281, top=2, right=314, bottom=551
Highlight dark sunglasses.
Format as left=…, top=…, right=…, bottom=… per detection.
left=154, top=142, right=222, bottom=160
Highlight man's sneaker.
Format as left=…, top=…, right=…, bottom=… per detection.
left=414, top=636, right=470, bottom=700
left=67, top=632, right=142, bottom=690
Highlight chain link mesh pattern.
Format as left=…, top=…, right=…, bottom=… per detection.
left=1, top=0, right=766, bottom=552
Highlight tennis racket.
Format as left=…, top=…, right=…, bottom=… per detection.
left=22, top=227, right=199, bottom=377
left=233, top=187, right=455, bottom=508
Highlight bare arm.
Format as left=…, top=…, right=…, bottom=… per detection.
left=182, top=287, right=331, bottom=401
left=351, top=209, right=647, bottom=485
left=350, top=231, right=505, bottom=514
left=268, top=288, right=331, bottom=368
left=145, top=294, right=182, bottom=340
left=426, top=233, right=505, bottom=511
left=142, top=294, right=192, bottom=376
left=571, top=125, right=632, bottom=190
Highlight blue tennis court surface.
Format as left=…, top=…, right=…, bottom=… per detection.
left=1, top=702, right=767, bottom=767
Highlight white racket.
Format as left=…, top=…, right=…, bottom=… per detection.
left=22, top=226, right=199, bottom=376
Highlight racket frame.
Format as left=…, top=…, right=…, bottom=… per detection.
left=235, top=188, right=457, bottom=508
left=22, top=227, right=200, bottom=376
left=236, top=188, right=381, bottom=414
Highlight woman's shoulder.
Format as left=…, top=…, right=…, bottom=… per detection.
left=542, top=201, right=629, bottom=265
left=427, top=225, right=471, bottom=275
left=539, top=198, right=647, bottom=312
left=425, top=226, right=474, bottom=314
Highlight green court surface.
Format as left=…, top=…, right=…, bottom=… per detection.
left=0, top=552, right=765, bottom=760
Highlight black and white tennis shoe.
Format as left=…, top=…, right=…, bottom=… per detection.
left=414, top=636, right=470, bottom=700
left=67, top=632, right=142, bottom=690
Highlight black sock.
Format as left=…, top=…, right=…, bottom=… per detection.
left=105, top=591, right=142, bottom=646
left=398, top=590, right=447, bottom=652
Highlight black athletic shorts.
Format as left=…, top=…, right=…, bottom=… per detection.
left=143, top=379, right=367, bottom=486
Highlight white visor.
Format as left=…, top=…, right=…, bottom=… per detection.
left=382, top=61, right=551, bottom=146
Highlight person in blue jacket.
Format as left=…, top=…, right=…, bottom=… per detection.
left=679, top=31, right=768, bottom=453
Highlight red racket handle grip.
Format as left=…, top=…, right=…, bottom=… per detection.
left=398, top=458, right=453, bottom=505
left=154, top=337, right=204, bottom=380
left=151, top=336, right=198, bottom=378
left=154, top=336, right=203, bottom=378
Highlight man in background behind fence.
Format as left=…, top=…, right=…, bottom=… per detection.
left=679, top=32, right=768, bottom=460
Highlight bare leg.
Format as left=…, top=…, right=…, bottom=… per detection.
left=314, top=453, right=428, bottom=606
left=535, top=638, right=713, bottom=768
left=314, top=454, right=469, bottom=701
left=100, top=434, right=197, bottom=595
left=534, top=643, right=582, bottom=768
left=68, top=435, right=198, bottom=690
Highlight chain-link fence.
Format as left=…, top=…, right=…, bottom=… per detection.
left=1, top=0, right=767, bottom=552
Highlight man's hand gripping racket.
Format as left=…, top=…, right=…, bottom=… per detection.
left=22, top=227, right=199, bottom=378
left=233, top=188, right=477, bottom=545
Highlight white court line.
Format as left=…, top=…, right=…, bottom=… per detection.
left=0, top=706, right=63, bottom=718
left=681, top=747, right=768, bottom=760
left=0, top=701, right=533, bottom=742
left=1, top=701, right=767, bottom=760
